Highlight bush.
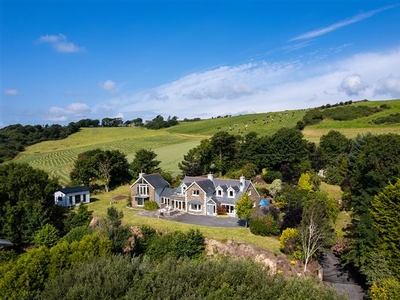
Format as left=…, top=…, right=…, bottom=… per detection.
left=217, top=205, right=227, bottom=215
left=371, top=113, right=400, bottom=124
left=368, top=278, right=400, bottom=300
left=34, top=224, right=60, bottom=248
left=280, top=228, right=300, bottom=256
left=262, top=170, right=282, bottom=184
left=144, top=200, right=159, bottom=210
left=60, top=226, right=94, bottom=244
left=250, top=214, right=279, bottom=236
left=145, top=229, right=205, bottom=261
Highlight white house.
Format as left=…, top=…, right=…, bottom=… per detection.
left=54, top=186, right=90, bottom=207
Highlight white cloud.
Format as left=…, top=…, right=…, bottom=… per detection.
left=37, top=34, right=83, bottom=53
left=374, top=76, right=400, bottom=98
left=4, top=89, right=20, bottom=96
left=101, top=79, right=118, bottom=93
left=92, top=47, right=400, bottom=120
left=340, top=74, right=369, bottom=96
left=289, top=5, right=397, bottom=42
left=45, top=102, right=91, bottom=122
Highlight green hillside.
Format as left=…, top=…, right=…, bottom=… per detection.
left=12, top=99, right=400, bottom=185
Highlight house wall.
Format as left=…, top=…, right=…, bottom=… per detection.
left=247, top=184, right=262, bottom=205
left=186, top=184, right=206, bottom=215
left=130, top=181, right=156, bottom=208
left=54, top=191, right=90, bottom=207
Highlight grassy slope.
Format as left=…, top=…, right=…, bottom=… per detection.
left=303, top=99, right=400, bottom=143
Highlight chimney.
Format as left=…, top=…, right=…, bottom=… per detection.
left=239, top=175, right=245, bottom=192
left=139, top=172, right=145, bottom=178
left=207, top=173, right=214, bottom=181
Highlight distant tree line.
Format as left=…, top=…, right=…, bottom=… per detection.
left=0, top=114, right=181, bottom=163
left=144, top=115, right=179, bottom=129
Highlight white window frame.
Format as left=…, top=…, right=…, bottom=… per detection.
left=138, top=184, right=149, bottom=196
left=192, top=189, right=199, bottom=196
left=228, top=189, right=235, bottom=198
left=216, top=188, right=223, bottom=196
left=190, top=204, right=202, bottom=211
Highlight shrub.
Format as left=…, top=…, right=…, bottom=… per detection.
left=250, top=214, right=279, bottom=236
left=144, top=200, right=159, bottom=210
left=34, top=224, right=60, bottom=248
left=262, top=170, right=282, bottom=184
left=60, top=225, right=94, bottom=244
left=280, top=228, right=300, bottom=256
left=217, top=205, right=227, bottom=215
left=368, top=278, right=400, bottom=300
left=145, top=229, right=205, bottom=261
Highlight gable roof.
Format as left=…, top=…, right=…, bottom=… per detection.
left=139, top=173, right=169, bottom=189
left=58, top=186, right=89, bottom=194
left=194, top=179, right=216, bottom=194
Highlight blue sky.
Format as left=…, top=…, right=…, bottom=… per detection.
left=2, top=1, right=400, bottom=127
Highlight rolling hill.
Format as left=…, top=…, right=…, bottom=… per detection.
left=12, top=99, right=400, bottom=186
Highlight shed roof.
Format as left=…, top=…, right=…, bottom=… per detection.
left=58, top=186, right=89, bottom=194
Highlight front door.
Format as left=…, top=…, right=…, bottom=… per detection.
left=207, top=204, right=215, bottom=215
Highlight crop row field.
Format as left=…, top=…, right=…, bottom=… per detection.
left=15, top=128, right=204, bottom=185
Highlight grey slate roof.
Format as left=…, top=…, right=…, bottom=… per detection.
left=142, top=174, right=169, bottom=189
left=58, top=186, right=89, bottom=194
left=195, top=180, right=216, bottom=195
left=181, top=175, right=257, bottom=206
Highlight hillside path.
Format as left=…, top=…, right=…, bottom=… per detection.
left=319, top=251, right=365, bottom=300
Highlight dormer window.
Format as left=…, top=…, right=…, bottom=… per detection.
left=228, top=189, right=235, bottom=198
left=192, top=189, right=199, bottom=196
left=217, top=189, right=222, bottom=196
left=182, top=186, right=187, bottom=194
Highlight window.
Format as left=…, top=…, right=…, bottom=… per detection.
left=75, top=194, right=81, bottom=204
left=216, top=189, right=223, bottom=196
left=192, top=190, right=199, bottom=196
left=181, top=186, right=187, bottom=194
left=228, top=190, right=234, bottom=197
left=57, top=196, right=62, bottom=201
left=137, top=197, right=148, bottom=206
left=137, top=184, right=149, bottom=195
left=190, top=204, right=201, bottom=211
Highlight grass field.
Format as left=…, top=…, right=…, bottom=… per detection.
left=12, top=99, right=400, bottom=186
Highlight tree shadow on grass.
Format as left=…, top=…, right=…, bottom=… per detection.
left=89, top=197, right=100, bottom=203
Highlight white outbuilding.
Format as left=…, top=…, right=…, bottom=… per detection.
left=54, top=186, right=90, bottom=207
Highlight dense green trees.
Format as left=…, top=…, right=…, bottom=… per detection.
left=179, top=128, right=310, bottom=182
left=0, top=163, right=61, bottom=245
left=129, top=148, right=161, bottom=176
left=144, top=115, right=179, bottom=129
left=0, top=234, right=112, bottom=299
left=369, top=179, right=400, bottom=278
left=70, top=149, right=131, bottom=192
left=38, top=255, right=345, bottom=300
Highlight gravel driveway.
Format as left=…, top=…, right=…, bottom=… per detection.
left=171, top=213, right=243, bottom=227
